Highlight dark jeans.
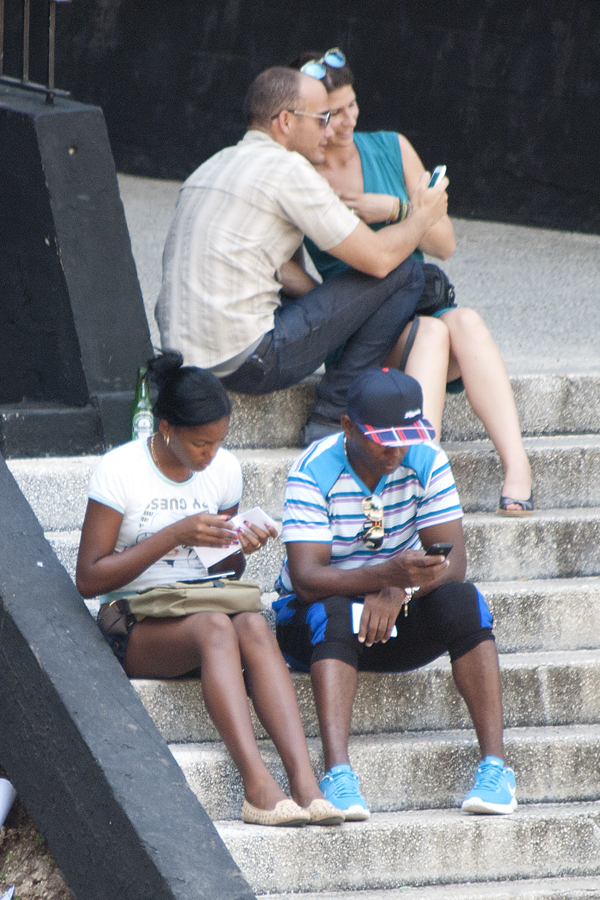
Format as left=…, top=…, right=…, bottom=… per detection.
left=221, top=257, right=424, bottom=421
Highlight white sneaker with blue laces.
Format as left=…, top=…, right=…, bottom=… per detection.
left=461, top=755, right=518, bottom=814
left=319, top=764, right=370, bottom=821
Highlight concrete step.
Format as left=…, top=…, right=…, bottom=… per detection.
left=239, top=435, right=600, bottom=516
left=484, top=577, right=600, bottom=653
left=44, top=506, right=600, bottom=590
left=446, top=434, right=600, bottom=512
left=464, top=507, right=600, bottom=582
left=224, top=373, right=600, bottom=449
left=170, top=723, right=600, bottom=820
left=214, top=801, right=600, bottom=895
left=261, top=875, right=600, bottom=900
left=8, top=456, right=96, bottom=532
left=8, top=435, right=600, bottom=535
left=133, top=649, right=600, bottom=744
left=238, top=435, right=600, bottom=516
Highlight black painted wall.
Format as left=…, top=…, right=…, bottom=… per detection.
left=5, top=0, right=600, bottom=232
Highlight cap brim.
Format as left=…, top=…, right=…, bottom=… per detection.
left=357, top=417, right=436, bottom=446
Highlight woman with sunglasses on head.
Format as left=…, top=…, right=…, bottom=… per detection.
left=284, top=50, right=532, bottom=516
left=76, top=350, right=343, bottom=827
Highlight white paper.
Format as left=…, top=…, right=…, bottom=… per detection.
left=193, top=507, right=279, bottom=568
left=351, top=602, right=397, bottom=638
left=0, top=778, right=16, bottom=829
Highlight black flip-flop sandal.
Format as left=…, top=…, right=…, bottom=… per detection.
left=497, top=491, right=534, bottom=517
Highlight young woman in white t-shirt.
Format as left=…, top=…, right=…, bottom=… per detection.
left=76, top=351, right=342, bottom=827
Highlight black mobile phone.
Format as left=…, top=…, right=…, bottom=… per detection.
left=428, top=165, right=446, bottom=187
left=425, top=542, right=453, bottom=558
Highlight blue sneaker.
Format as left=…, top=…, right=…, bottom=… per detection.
left=461, top=756, right=517, bottom=815
left=319, top=764, right=370, bottom=821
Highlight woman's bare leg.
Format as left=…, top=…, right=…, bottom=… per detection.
left=125, top=613, right=287, bottom=810
left=440, top=307, right=532, bottom=505
left=387, top=316, right=450, bottom=439
left=232, top=613, right=323, bottom=808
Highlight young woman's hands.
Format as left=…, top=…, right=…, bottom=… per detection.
left=236, top=521, right=279, bottom=555
left=175, top=514, right=278, bottom=555
left=172, top=512, right=239, bottom=548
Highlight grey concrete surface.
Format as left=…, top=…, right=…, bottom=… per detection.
left=132, top=649, right=600, bottom=743
left=264, top=877, right=600, bottom=900
left=216, top=803, right=600, bottom=895
left=172, top=722, right=600, bottom=819
left=116, top=173, right=600, bottom=376
left=118, top=174, right=179, bottom=350
left=169, top=722, right=600, bottom=820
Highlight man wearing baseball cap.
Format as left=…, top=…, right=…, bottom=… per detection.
left=274, top=367, right=516, bottom=820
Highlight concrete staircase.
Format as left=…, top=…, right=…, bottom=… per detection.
left=8, top=370, right=600, bottom=899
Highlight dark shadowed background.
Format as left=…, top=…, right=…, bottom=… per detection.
left=3, top=0, right=599, bottom=232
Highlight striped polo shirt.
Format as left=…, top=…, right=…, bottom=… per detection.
left=276, top=432, right=462, bottom=595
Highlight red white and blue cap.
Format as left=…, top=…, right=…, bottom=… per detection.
left=346, top=367, right=436, bottom=447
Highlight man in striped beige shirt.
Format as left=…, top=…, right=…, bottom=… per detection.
left=155, top=66, right=449, bottom=441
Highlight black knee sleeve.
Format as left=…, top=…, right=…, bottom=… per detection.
left=275, top=594, right=360, bottom=671
left=418, top=582, right=495, bottom=662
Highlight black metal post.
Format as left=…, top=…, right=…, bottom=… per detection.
left=22, top=0, right=29, bottom=82
left=0, top=0, right=70, bottom=100
left=48, top=0, right=55, bottom=89
left=0, top=0, right=4, bottom=77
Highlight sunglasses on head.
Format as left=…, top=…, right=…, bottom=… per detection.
left=300, top=47, right=346, bottom=80
left=270, top=108, right=331, bottom=127
left=360, top=494, right=384, bottom=551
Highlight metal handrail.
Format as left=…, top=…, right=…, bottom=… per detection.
left=0, top=0, right=72, bottom=103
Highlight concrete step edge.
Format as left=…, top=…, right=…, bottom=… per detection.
left=8, top=431, right=600, bottom=471
left=40, top=508, right=600, bottom=540
left=259, top=874, right=600, bottom=900
left=214, top=801, right=600, bottom=895
left=133, top=648, right=600, bottom=743
left=10, top=438, right=600, bottom=526
left=170, top=722, right=600, bottom=819
left=225, top=373, right=600, bottom=448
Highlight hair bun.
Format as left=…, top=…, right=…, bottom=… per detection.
left=147, top=350, right=231, bottom=428
left=146, top=350, right=184, bottom=391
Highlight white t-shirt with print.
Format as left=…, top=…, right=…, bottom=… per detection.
left=88, top=439, right=242, bottom=596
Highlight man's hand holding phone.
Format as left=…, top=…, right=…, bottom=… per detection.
left=425, top=542, right=453, bottom=559
left=385, top=547, right=449, bottom=594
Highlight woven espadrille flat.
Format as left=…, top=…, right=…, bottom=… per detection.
left=304, top=798, right=344, bottom=826
left=241, top=797, right=310, bottom=826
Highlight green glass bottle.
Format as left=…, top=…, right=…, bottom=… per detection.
left=131, top=366, right=154, bottom=441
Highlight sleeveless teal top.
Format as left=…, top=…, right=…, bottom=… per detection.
left=305, top=131, right=424, bottom=281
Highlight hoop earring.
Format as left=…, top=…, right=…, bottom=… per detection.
left=164, top=434, right=170, bottom=448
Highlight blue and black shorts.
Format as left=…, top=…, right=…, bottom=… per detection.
left=273, top=581, right=494, bottom=673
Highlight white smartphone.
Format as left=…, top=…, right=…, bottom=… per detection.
left=428, top=165, right=446, bottom=187
left=351, top=602, right=397, bottom=638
